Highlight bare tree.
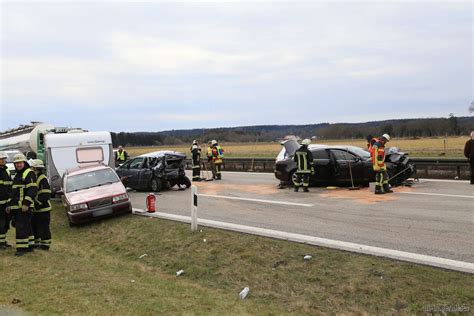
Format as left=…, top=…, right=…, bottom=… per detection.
left=469, top=101, right=474, bottom=113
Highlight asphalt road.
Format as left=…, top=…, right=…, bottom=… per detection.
left=129, top=171, right=474, bottom=263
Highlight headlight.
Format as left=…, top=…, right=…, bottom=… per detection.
left=70, top=203, right=88, bottom=212
left=112, top=193, right=129, bottom=203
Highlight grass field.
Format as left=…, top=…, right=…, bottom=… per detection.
left=125, top=137, right=468, bottom=159
left=1, top=202, right=473, bottom=315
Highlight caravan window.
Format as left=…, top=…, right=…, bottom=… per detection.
left=76, top=147, right=104, bottom=163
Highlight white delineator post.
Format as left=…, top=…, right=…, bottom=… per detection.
left=191, top=185, right=198, bottom=231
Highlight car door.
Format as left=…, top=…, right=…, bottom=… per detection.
left=127, top=157, right=145, bottom=189
left=310, top=149, right=333, bottom=185
left=329, top=149, right=362, bottom=185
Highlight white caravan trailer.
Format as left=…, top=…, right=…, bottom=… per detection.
left=44, top=131, right=114, bottom=194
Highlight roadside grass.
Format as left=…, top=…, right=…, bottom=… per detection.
left=1, top=201, right=473, bottom=315
left=125, top=137, right=467, bottom=159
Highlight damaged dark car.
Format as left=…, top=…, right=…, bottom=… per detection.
left=274, top=140, right=416, bottom=187
left=116, top=151, right=191, bottom=192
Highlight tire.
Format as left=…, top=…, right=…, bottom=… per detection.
left=180, top=176, right=191, bottom=188
left=289, top=170, right=297, bottom=185
left=149, top=177, right=162, bottom=192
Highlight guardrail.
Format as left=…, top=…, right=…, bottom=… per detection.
left=186, top=158, right=471, bottom=180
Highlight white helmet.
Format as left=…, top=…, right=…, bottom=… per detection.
left=301, top=139, right=311, bottom=146
left=13, top=153, right=27, bottom=163
left=192, top=139, right=198, bottom=145
left=211, top=140, right=217, bottom=145
left=30, top=159, right=45, bottom=169
left=381, top=134, right=391, bottom=142
left=0, top=152, right=7, bottom=159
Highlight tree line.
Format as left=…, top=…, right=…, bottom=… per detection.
left=111, top=115, right=474, bottom=146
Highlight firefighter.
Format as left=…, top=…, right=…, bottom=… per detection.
left=464, top=131, right=474, bottom=184
left=0, top=152, right=12, bottom=249
left=211, top=140, right=224, bottom=180
left=115, top=145, right=128, bottom=167
left=372, top=134, right=393, bottom=194
left=6, top=153, right=37, bottom=256
left=206, top=141, right=216, bottom=179
left=190, top=140, right=202, bottom=181
left=30, top=159, right=52, bottom=250
left=294, top=139, right=314, bottom=192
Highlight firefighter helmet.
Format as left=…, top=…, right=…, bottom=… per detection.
left=30, top=159, right=45, bottom=169
left=381, top=134, right=391, bottom=142
left=13, top=153, right=27, bottom=163
left=0, top=152, right=7, bottom=159
left=211, top=140, right=217, bottom=145
left=301, top=139, right=311, bottom=146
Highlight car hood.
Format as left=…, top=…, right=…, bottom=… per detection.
left=65, top=182, right=126, bottom=205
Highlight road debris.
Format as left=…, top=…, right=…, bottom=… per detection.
left=239, top=287, right=250, bottom=299
left=138, top=254, right=148, bottom=259
left=176, top=269, right=184, bottom=277
left=304, top=255, right=312, bottom=260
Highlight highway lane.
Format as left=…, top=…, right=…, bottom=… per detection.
left=129, top=172, right=474, bottom=263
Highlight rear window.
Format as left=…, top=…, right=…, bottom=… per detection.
left=66, top=168, right=119, bottom=193
left=76, top=147, right=104, bottom=163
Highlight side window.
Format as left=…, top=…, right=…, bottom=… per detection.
left=129, top=158, right=145, bottom=169
left=331, top=150, right=358, bottom=161
left=311, top=149, right=329, bottom=160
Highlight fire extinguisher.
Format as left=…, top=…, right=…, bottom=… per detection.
left=146, top=193, right=156, bottom=213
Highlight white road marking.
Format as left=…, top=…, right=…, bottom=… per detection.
left=419, top=178, right=470, bottom=184
left=198, top=194, right=314, bottom=207
left=398, top=192, right=474, bottom=199
left=133, top=209, right=474, bottom=274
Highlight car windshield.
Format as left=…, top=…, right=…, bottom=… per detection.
left=66, top=168, right=119, bottom=193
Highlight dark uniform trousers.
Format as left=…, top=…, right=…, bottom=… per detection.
left=32, top=212, right=51, bottom=248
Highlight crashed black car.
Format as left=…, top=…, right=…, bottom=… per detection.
left=116, top=151, right=191, bottom=192
left=274, top=140, right=416, bottom=187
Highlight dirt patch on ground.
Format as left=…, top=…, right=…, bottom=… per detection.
left=193, top=182, right=279, bottom=196
left=319, top=186, right=414, bottom=204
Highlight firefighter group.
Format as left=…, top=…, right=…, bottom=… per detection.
left=0, top=153, right=52, bottom=256
left=190, top=140, right=224, bottom=181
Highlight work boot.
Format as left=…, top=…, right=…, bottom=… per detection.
left=294, top=187, right=299, bottom=192
left=374, top=187, right=385, bottom=195
left=0, top=244, right=6, bottom=250
left=40, top=245, right=50, bottom=251
left=383, top=184, right=393, bottom=193
left=14, top=251, right=26, bottom=257
left=303, top=188, right=309, bottom=193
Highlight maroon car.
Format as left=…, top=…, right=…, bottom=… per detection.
left=61, top=164, right=132, bottom=226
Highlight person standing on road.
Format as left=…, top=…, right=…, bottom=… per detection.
left=115, top=145, right=129, bottom=167
left=6, top=154, right=37, bottom=256
left=190, top=140, right=202, bottom=182
left=372, top=134, right=393, bottom=195
left=464, top=131, right=474, bottom=184
left=206, top=141, right=216, bottom=179
left=211, top=140, right=224, bottom=180
left=293, top=139, right=314, bottom=192
left=30, top=159, right=52, bottom=250
left=0, top=152, right=12, bottom=249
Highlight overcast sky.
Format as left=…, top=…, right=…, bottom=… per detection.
left=1, top=1, right=472, bottom=132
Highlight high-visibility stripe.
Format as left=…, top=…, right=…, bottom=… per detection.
left=38, top=189, right=51, bottom=194
left=12, top=184, right=25, bottom=188
left=25, top=196, right=34, bottom=204
left=26, top=182, right=37, bottom=188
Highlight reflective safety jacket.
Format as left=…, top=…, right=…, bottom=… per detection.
left=0, top=165, right=12, bottom=206
left=294, top=146, right=314, bottom=173
left=9, top=166, right=37, bottom=210
left=212, top=145, right=224, bottom=164
left=191, top=145, right=201, bottom=167
left=116, top=150, right=127, bottom=162
left=206, top=146, right=213, bottom=162
left=34, top=172, right=52, bottom=212
left=367, top=137, right=379, bottom=156
left=371, top=141, right=386, bottom=171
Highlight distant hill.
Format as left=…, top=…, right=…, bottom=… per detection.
left=111, top=115, right=474, bottom=146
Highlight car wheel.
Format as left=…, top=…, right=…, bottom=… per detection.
left=68, top=218, right=75, bottom=227
left=181, top=176, right=191, bottom=188
left=150, top=177, right=162, bottom=192
left=290, top=170, right=297, bottom=185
